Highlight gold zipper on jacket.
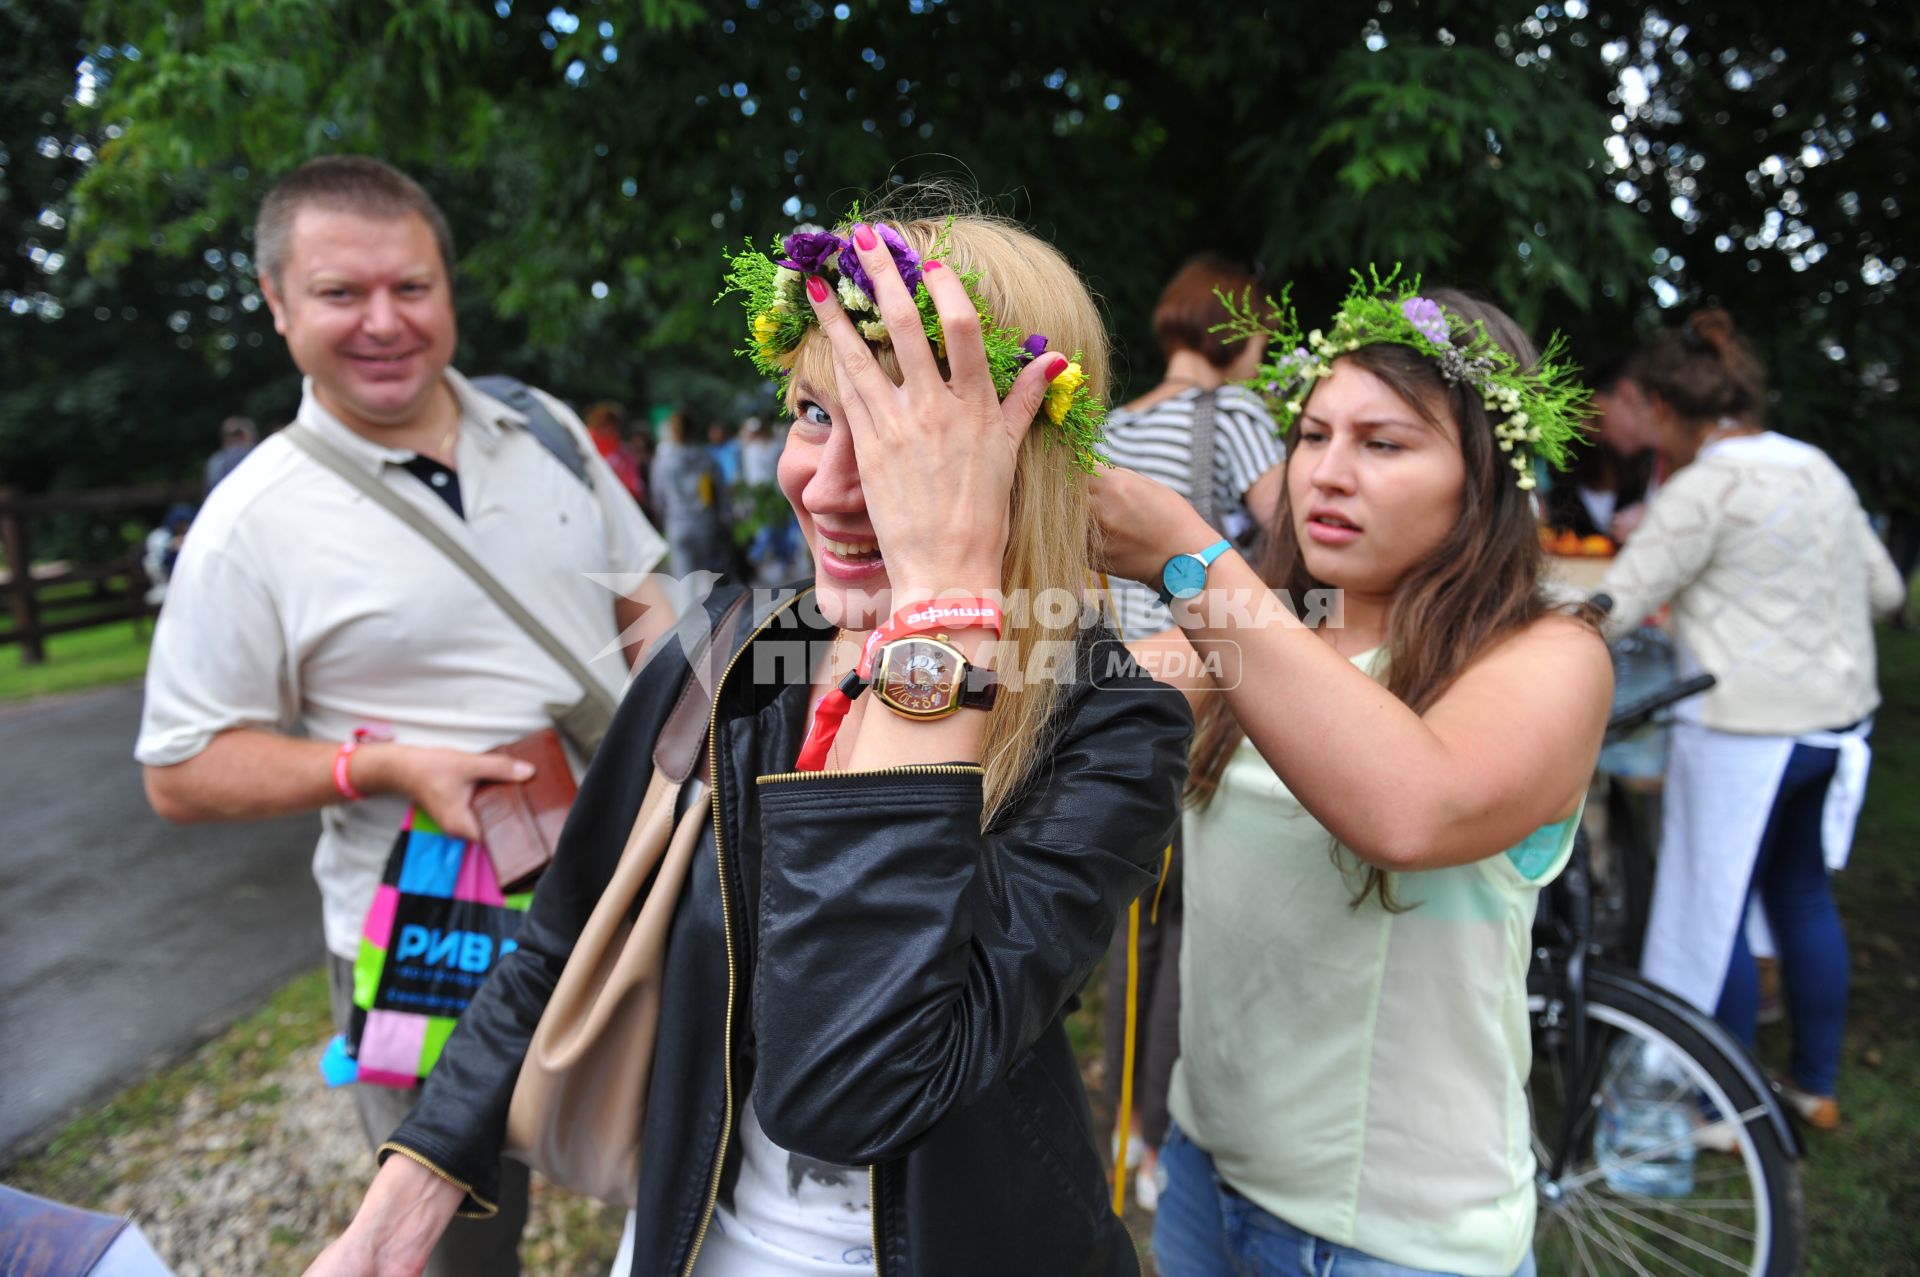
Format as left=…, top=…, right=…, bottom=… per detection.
left=375, top=1142, right=497, bottom=1218
left=755, top=763, right=986, bottom=785
left=682, top=588, right=812, bottom=1277
left=869, top=1162, right=884, bottom=1276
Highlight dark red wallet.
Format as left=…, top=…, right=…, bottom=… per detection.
left=472, top=727, right=578, bottom=892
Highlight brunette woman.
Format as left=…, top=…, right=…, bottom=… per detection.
left=1601, top=310, right=1904, bottom=1129
left=1094, top=278, right=1612, bottom=1277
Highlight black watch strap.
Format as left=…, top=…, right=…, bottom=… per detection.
left=958, top=662, right=1000, bottom=711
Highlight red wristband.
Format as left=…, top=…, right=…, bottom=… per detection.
left=857, top=597, right=1003, bottom=679
left=332, top=724, right=393, bottom=802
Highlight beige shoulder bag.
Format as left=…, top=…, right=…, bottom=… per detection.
left=503, top=590, right=751, bottom=1204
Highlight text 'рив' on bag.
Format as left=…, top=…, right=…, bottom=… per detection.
left=323, top=809, right=532, bottom=1089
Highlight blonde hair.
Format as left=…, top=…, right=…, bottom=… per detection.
left=782, top=208, right=1109, bottom=824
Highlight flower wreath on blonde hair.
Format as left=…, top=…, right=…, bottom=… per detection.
left=718, top=213, right=1107, bottom=473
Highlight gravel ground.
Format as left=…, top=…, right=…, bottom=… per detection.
left=6, top=968, right=1149, bottom=1276
left=31, top=1054, right=626, bottom=1276
left=4, top=974, right=625, bottom=1276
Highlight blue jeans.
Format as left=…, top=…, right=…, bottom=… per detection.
left=1714, top=740, right=1849, bottom=1095
left=1152, top=1125, right=1535, bottom=1277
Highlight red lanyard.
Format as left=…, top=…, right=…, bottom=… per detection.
left=794, top=670, right=868, bottom=772
left=792, top=598, right=1003, bottom=772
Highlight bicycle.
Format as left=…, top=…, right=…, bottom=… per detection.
left=1528, top=674, right=1807, bottom=1276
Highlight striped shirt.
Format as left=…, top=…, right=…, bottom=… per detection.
left=1102, top=385, right=1283, bottom=638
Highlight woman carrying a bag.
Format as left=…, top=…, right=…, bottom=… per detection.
left=307, top=205, right=1190, bottom=1276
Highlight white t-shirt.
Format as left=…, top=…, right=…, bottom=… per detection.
left=701, top=1093, right=874, bottom=1273
left=610, top=1091, right=873, bottom=1277
left=135, top=368, right=667, bottom=958
left=1100, top=385, right=1282, bottom=638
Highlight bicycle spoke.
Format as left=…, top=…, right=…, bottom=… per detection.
left=1584, top=1197, right=1707, bottom=1277
left=1568, top=1193, right=1662, bottom=1276
left=1597, top=1197, right=1756, bottom=1270
left=1561, top=1199, right=1633, bottom=1275
left=1564, top=1129, right=1701, bottom=1191
left=1560, top=1206, right=1614, bottom=1276
left=1614, top=1197, right=1759, bottom=1240
left=1563, top=1105, right=1768, bottom=1191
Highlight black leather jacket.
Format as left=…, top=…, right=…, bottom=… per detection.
left=388, top=584, right=1190, bottom=1275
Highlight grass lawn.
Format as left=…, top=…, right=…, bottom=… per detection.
left=1774, top=623, right=1920, bottom=1274
left=0, top=584, right=152, bottom=703
left=0, top=619, right=151, bottom=702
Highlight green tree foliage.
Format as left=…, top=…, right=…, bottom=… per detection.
left=3, top=0, right=1913, bottom=514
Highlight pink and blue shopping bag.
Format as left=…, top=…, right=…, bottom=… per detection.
left=322, top=808, right=532, bottom=1089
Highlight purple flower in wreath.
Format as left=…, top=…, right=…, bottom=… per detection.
left=837, top=223, right=923, bottom=301
left=1016, top=333, right=1051, bottom=365
left=1400, top=296, right=1451, bottom=345
left=778, top=230, right=846, bottom=276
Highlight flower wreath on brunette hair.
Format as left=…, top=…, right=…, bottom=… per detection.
left=1195, top=269, right=1598, bottom=908
left=1218, top=265, right=1591, bottom=491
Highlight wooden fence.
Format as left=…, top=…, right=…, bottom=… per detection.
left=0, top=483, right=201, bottom=665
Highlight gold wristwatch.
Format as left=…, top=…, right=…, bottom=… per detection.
left=869, top=632, right=1000, bottom=720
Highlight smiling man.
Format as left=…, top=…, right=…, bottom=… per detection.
left=135, top=156, right=670, bottom=1277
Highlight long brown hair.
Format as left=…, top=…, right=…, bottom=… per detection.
left=1187, top=289, right=1572, bottom=908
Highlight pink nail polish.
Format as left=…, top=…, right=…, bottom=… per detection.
left=1045, top=356, right=1069, bottom=382
left=852, top=223, right=878, bottom=252
left=806, top=275, right=830, bottom=302
left=924, top=258, right=944, bottom=272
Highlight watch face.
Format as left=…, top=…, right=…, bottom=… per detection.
left=877, top=637, right=963, bottom=717
left=1163, top=555, right=1208, bottom=600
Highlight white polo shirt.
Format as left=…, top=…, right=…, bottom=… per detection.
left=136, top=369, right=668, bottom=958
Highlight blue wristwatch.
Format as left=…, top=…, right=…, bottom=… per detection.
left=1156, top=538, right=1233, bottom=607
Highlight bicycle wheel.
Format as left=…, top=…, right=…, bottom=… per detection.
left=1528, top=964, right=1805, bottom=1277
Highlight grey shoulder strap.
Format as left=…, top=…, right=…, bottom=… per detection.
left=466, top=374, right=594, bottom=491
left=285, top=426, right=617, bottom=719
left=1189, top=389, right=1221, bottom=534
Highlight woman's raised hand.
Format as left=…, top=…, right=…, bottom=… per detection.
left=1088, top=465, right=1217, bottom=586
left=803, top=223, right=1066, bottom=599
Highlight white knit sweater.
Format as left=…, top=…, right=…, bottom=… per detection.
left=1600, top=432, right=1905, bottom=735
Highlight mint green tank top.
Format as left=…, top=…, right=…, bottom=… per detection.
left=1167, top=649, right=1577, bottom=1277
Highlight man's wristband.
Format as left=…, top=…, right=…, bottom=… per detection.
left=333, top=724, right=393, bottom=802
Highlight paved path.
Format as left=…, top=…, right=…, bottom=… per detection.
left=0, top=684, right=323, bottom=1159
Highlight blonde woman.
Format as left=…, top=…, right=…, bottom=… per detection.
left=308, top=208, right=1190, bottom=1276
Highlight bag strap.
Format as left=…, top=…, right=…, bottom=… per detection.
left=286, top=425, right=618, bottom=722
left=1188, top=388, right=1220, bottom=533
left=653, top=588, right=756, bottom=782
left=466, top=374, right=595, bottom=491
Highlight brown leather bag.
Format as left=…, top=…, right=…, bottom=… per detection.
left=502, top=591, right=750, bottom=1204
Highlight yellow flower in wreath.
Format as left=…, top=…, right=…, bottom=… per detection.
left=1044, top=361, right=1086, bottom=426
left=751, top=312, right=781, bottom=352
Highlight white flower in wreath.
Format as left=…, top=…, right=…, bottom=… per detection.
left=837, top=275, right=873, bottom=313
